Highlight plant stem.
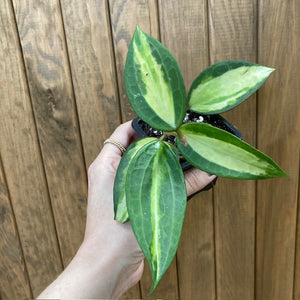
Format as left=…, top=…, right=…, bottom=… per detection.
left=158, top=134, right=166, bottom=142
left=158, top=131, right=178, bottom=142
left=176, top=129, right=188, bottom=146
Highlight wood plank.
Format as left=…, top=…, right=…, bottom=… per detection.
left=159, top=0, right=209, bottom=90
left=0, top=157, right=32, bottom=300
left=11, top=0, right=88, bottom=269
left=256, top=0, right=300, bottom=299
left=158, top=1, right=216, bottom=299
left=208, top=1, right=257, bottom=299
left=0, top=0, right=63, bottom=296
left=109, top=1, right=180, bottom=298
left=109, top=0, right=159, bottom=122
left=295, top=182, right=300, bottom=300
left=178, top=193, right=215, bottom=299
left=60, top=0, right=121, bottom=167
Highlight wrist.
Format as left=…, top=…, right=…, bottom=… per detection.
left=74, top=239, right=126, bottom=297
left=78, top=237, right=143, bottom=298
left=38, top=240, right=124, bottom=299
left=38, top=222, right=144, bottom=299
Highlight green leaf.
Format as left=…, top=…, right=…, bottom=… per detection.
left=188, top=61, right=275, bottom=114
left=125, top=26, right=187, bottom=131
left=113, top=137, right=156, bottom=223
left=176, top=123, right=288, bottom=179
left=125, top=140, right=187, bottom=292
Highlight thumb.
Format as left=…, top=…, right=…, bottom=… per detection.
left=184, top=167, right=217, bottom=197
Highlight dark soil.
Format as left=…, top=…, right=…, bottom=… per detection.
left=132, top=111, right=240, bottom=193
left=133, top=111, right=241, bottom=173
left=140, top=110, right=237, bottom=145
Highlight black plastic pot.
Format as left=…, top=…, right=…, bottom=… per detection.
left=131, top=114, right=242, bottom=196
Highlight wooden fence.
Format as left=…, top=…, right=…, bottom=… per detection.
left=0, top=1, right=299, bottom=299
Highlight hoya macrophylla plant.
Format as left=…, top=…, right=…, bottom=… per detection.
left=113, top=26, right=287, bottom=293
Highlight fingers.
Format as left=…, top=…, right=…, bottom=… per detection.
left=102, top=121, right=140, bottom=156
left=96, top=120, right=139, bottom=162
left=109, top=121, right=140, bottom=148
left=89, top=121, right=140, bottom=177
left=184, top=167, right=217, bottom=196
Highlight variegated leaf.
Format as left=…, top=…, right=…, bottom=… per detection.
left=113, top=137, right=156, bottom=223
left=125, top=26, right=187, bottom=131
left=125, top=140, right=186, bottom=292
left=188, top=61, right=275, bottom=114
left=177, top=123, right=288, bottom=179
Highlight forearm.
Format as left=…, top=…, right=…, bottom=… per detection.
left=37, top=241, right=125, bottom=299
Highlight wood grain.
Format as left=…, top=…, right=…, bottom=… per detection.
left=256, top=0, right=300, bottom=299
left=178, top=192, right=215, bottom=300
left=158, top=1, right=216, bottom=299
left=209, top=1, right=257, bottom=299
left=60, top=0, right=121, bottom=167
left=0, top=0, right=63, bottom=296
left=0, top=157, right=32, bottom=300
left=295, top=180, right=300, bottom=299
left=159, top=0, right=209, bottom=91
left=11, top=0, right=88, bottom=270
left=108, top=0, right=159, bottom=122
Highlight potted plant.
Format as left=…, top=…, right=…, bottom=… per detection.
left=131, top=111, right=243, bottom=194
left=113, top=26, right=287, bottom=293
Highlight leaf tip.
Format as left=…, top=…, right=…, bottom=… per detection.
left=261, top=65, right=276, bottom=77
left=266, top=164, right=289, bottom=179
left=135, top=24, right=141, bottom=32
left=135, top=25, right=146, bottom=37
left=149, top=278, right=160, bottom=295
left=133, top=25, right=144, bottom=44
left=277, top=169, right=289, bottom=178
left=114, top=214, right=129, bottom=224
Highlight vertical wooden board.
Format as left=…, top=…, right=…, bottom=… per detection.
left=0, top=158, right=32, bottom=300
left=12, top=0, right=88, bottom=266
left=109, top=0, right=159, bottom=122
left=257, top=0, right=300, bottom=299
left=295, top=181, right=300, bottom=300
left=209, top=1, right=257, bottom=299
left=178, top=193, right=215, bottom=299
left=60, top=0, right=121, bottom=167
left=214, top=179, right=255, bottom=300
left=0, top=0, right=62, bottom=296
left=158, top=1, right=216, bottom=299
left=159, top=0, right=209, bottom=90
left=208, top=1, right=257, bottom=138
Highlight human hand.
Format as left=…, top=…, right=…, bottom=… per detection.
left=38, top=120, right=216, bottom=299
